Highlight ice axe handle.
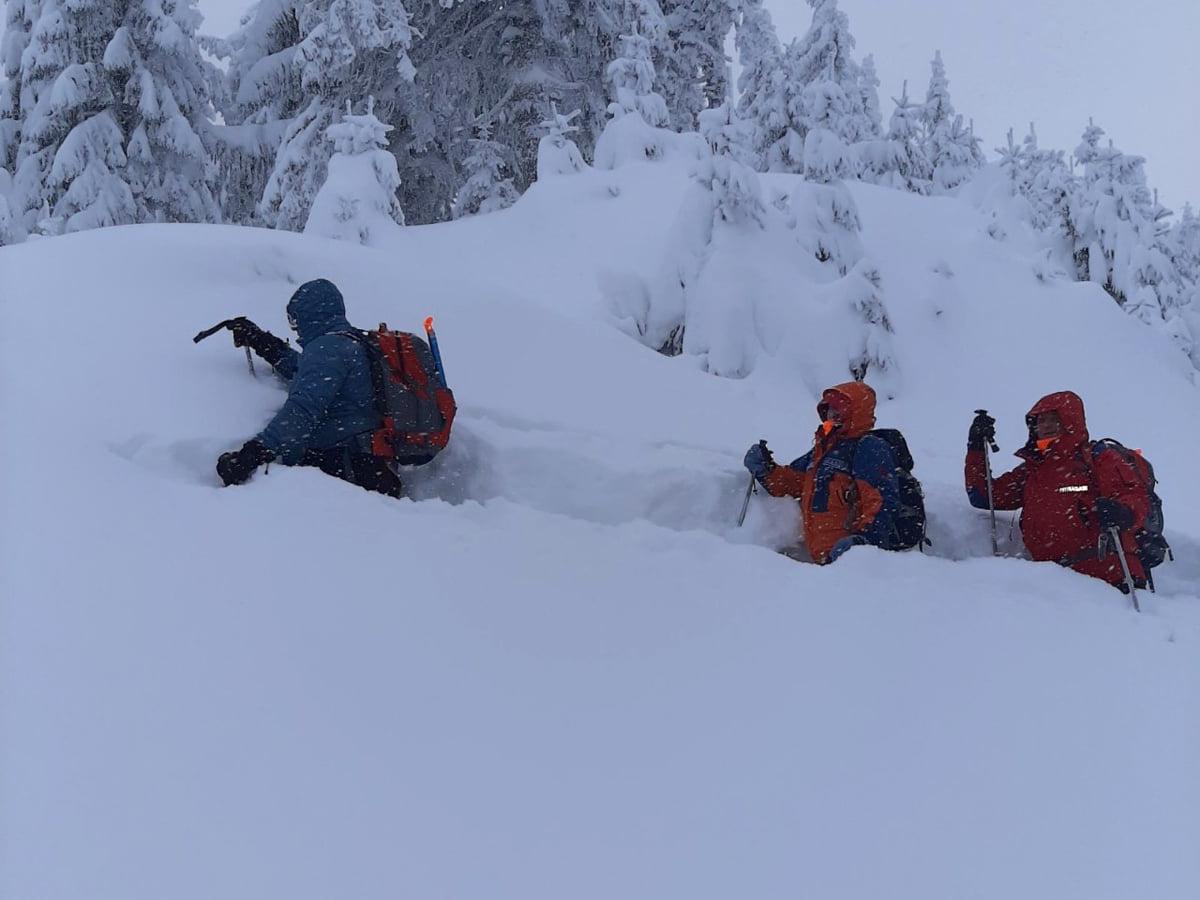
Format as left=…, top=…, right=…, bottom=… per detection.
left=193, top=319, right=239, bottom=343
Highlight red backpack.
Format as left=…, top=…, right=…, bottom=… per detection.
left=343, top=325, right=456, bottom=465
left=1089, top=439, right=1171, bottom=572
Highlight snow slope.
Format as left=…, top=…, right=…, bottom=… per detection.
left=2, top=161, right=1199, bottom=899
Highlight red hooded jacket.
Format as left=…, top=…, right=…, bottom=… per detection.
left=965, top=391, right=1149, bottom=588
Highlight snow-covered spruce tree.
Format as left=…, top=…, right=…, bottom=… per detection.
left=856, top=53, right=881, bottom=139
left=304, top=97, right=404, bottom=245
left=1171, top=204, right=1200, bottom=288
left=452, top=124, right=518, bottom=218
left=696, top=101, right=763, bottom=226
left=366, top=0, right=616, bottom=222
left=792, top=128, right=861, bottom=274
left=733, top=0, right=787, bottom=171
left=10, top=0, right=218, bottom=234
left=921, top=51, right=980, bottom=193
left=212, top=0, right=308, bottom=225
left=0, top=0, right=38, bottom=172
left=882, top=80, right=930, bottom=192
left=1069, top=121, right=1158, bottom=308
left=117, top=0, right=221, bottom=225
left=787, top=0, right=873, bottom=145
left=607, top=8, right=669, bottom=128
left=249, top=0, right=415, bottom=231
left=0, top=164, right=19, bottom=244
left=536, top=104, right=588, bottom=179
left=658, top=0, right=735, bottom=132
left=997, top=123, right=1075, bottom=240
left=843, top=261, right=896, bottom=388
left=1068, top=121, right=1197, bottom=358
left=662, top=101, right=767, bottom=372
left=595, top=1, right=673, bottom=169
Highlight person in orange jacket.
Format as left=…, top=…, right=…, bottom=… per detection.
left=744, top=382, right=900, bottom=564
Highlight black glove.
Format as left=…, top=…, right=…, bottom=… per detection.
left=216, top=439, right=274, bottom=486
left=1095, top=497, right=1134, bottom=530
left=227, top=317, right=263, bottom=348
left=744, top=441, right=776, bottom=480
left=228, top=318, right=291, bottom=367
left=968, top=411, right=996, bottom=452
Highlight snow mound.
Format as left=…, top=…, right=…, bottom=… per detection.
left=2, top=159, right=1199, bottom=900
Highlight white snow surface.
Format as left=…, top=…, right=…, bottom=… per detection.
left=2, top=159, right=1199, bottom=899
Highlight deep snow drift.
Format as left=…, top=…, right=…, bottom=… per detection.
left=2, top=159, right=1198, bottom=900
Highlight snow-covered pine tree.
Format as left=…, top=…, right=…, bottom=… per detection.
left=792, top=128, right=861, bottom=274
left=843, top=261, right=896, bottom=388
left=1068, top=120, right=1196, bottom=358
left=1069, top=120, right=1158, bottom=307
left=1171, top=204, right=1200, bottom=288
left=452, top=124, right=518, bottom=218
left=0, top=164, right=19, bottom=244
left=857, top=53, right=881, bottom=139
left=862, top=79, right=929, bottom=193
left=892, top=80, right=930, bottom=188
left=253, top=0, right=416, bottom=231
left=696, top=101, right=763, bottom=226
left=0, top=0, right=38, bottom=171
left=536, top=104, right=588, bottom=179
left=659, top=0, right=735, bottom=132
left=305, top=97, right=405, bottom=245
left=607, top=7, right=670, bottom=127
left=786, top=0, right=873, bottom=146
left=733, top=0, right=787, bottom=172
left=213, top=0, right=308, bottom=225
left=7, top=0, right=218, bottom=234
left=998, top=123, right=1075, bottom=240
left=921, top=51, right=980, bottom=193
left=595, top=0, right=674, bottom=168
left=117, top=0, right=221, bottom=225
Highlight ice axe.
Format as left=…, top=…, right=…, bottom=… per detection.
left=193, top=318, right=256, bottom=377
left=737, top=440, right=768, bottom=527
left=975, top=409, right=999, bottom=556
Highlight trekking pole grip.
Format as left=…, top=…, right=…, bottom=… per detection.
left=974, top=408, right=1000, bottom=453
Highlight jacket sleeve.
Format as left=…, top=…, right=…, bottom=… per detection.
left=850, top=437, right=900, bottom=546
left=257, top=335, right=355, bottom=464
left=965, top=449, right=1026, bottom=510
left=762, top=451, right=812, bottom=498
left=258, top=333, right=300, bottom=380
left=1094, top=450, right=1151, bottom=526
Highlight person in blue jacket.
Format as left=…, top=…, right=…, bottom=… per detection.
left=215, top=279, right=402, bottom=498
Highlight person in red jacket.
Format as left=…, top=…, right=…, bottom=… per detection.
left=965, top=391, right=1148, bottom=590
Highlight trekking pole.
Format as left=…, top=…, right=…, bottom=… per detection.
left=975, top=409, right=1000, bottom=556
left=737, top=440, right=768, bottom=527
left=1107, top=527, right=1141, bottom=612
left=424, top=316, right=447, bottom=388
left=737, top=475, right=757, bottom=527
left=244, top=346, right=256, bottom=377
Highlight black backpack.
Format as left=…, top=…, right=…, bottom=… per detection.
left=852, top=428, right=929, bottom=552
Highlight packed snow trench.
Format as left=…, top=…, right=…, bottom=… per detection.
left=2, top=163, right=1199, bottom=900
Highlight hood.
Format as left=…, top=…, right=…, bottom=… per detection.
left=287, top=279, right=351, bottom=347
left=818, top=381, right=877, bottom=441
left=1025, top=390, right=1089, bottom=449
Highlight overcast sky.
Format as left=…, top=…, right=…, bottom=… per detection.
left=766, top=0, right=1199, bottom=209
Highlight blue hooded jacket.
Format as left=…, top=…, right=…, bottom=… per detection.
left=257, top=279, right=379, bottom=464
